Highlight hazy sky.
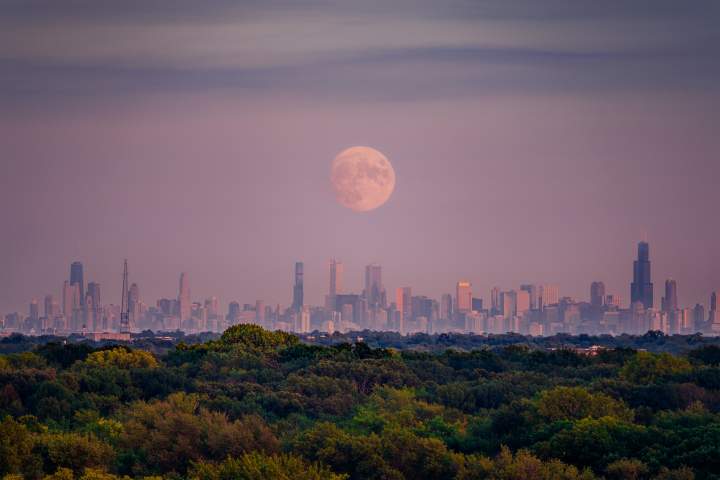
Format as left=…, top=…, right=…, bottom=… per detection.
left=1, top=0, right=719, bottom=314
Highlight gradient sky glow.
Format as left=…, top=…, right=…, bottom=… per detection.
left=1, top=0, right=719, bottom=314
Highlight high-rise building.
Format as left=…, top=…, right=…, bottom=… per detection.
left=520, top=284, right=538, bottom=310
left=330, top=259, right=343, bottom=297
left=500, top=291, right=515, bottom=318
left=490, top=287, right=500, bottom=315
left=128, top=283, right=140, bottom=328
left=661, top=279, right=678, bottom=312
left=178, top=272, right=191, bottom=321
left=590, top=281, right=606, bottom=307
left=456, top=281, right=472, bottom=313
left=292, top=262, right=304, bottom=312
left=516, top=290, right=530, bottom=316
left=396, top=287, right=412, bottom=321
left=227, top=301, right=241, bottom=325
left=296, top=305, right=311, bottom=333
left=440, top=293, right=453, bottom=321
left=711, top=291, right=717, bottom=312
left=631, top=241, right=653, bottom=309
left=87, top=282, right=102, bottom=331
left=44, top=294, right=57, bottom=318
left=62, top=281, right=78, bottom=321
left=205, top=296, right=219, bottom=317
left=87, top=282, right=101, bottom=310
left=364, top=264, right=385, bottom=308
left=29, top=299, right=39, bottom=321
left=539, top=285, right=559, bottom=309
left=693, top=304, right=706, bottom=331
left=70, top=261, right=85, bottom=302
left=471, top=297, right=484, bottom=312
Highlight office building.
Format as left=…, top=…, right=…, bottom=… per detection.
left=292, top=262, right=304, bottom=312
left=539, top=285, right=559, bottom=309
left=590, top=281, right=606, bottom=307
left=631, top=241, right=653, bottom=309
left=364, top=264, right=385, bottom=308
left=456, top=281, right=472, bottom=313
left=661, top=279, right=678, bottom=312
left=178, top=272, right=191, bottom=321
left=70, top=261, right=85, bottom=304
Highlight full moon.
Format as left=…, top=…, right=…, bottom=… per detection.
left=330, top=146, right=396, bottom=212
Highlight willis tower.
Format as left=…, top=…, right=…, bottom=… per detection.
left=631, top=241, right=653, bottom=309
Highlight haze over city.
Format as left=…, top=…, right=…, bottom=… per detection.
left=1, top=0, right=719, bottom=320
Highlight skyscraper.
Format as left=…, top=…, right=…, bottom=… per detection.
left=711, top=291, right=717, bottom=312
left=539, top=285, right=559, bottom=309
left=456, top=281, right=472, bottom=313
left=120, top=260, right=130, bottom=333
left=500, top=291, right=515, bottom=318
left=490, top=287, right=500, bottom=315
left=520, top=284, right=538, bottom=310
left=630, top=241, right=653, bottom=309
left=516, top=290, right=530, bottom=316
left=178, top=272, right=191, bottom=321
left=440, top=293, right=453, bottom=321
left=328, top=258, right=343, bottom=301
left=61, top=280, right=78, bottom=321
left=396, top=287, right=412, bottom=321
left=364, top=264, right=385, bottom=308
left=29, top=299, right=39, bottom=321
left=44, top=294, right=57, bottom=318
left=292, top=262, right=304, bottom=312
left=326, top=258, right=343, bottom=310
left=87, top=282, right=101, bottom=310
left=70, top=261, right=84, bottom=303
left=128, top=283, right=140, bottom=329
left=661, top=279, right=678, bottom=312
left=693, top=303, right=706, bottom=331
left=227, top=301, right=241, bottom=325
left=590, top=281, right=606, bottom=307
left=87, top=282, right=102, bottom=330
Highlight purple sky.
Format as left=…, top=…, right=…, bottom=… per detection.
left=1, top=0, right=719, bottom=314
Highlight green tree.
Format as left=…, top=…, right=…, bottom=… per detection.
left=189, top=452, right=347, bottom=480
left=0, top=416, right=42, bottom=478
left=537, top=386, right=633, bottom=422
left=121, top=393, right=278, bottom=475
left=217, top=325, right=299, bottom=351
left=605, top=458, right=649, bottom=480
left=620, top=352, right=692, bottom=384
left=84, top=348, right=158, bottom=369
left=42, top=432, right=114, bottom=474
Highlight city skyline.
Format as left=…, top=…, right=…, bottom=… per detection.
left=3, top=239, right=719, bottom=338
left=2, top=238, right=718, bottom=320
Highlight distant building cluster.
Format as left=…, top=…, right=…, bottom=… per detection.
left=2, top=241, right=719, bottom=337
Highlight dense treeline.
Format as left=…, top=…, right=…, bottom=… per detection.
left=4, top=329, right=719, bottom=357
left=2, top=325, right=720, bottom=479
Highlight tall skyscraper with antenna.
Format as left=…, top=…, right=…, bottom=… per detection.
left=631, top=241, right=653, bottom=309
left=292, top=262, right=304, bottom=312
left=120, top=259, right=130, bottom=333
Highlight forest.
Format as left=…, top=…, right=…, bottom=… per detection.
left=2, top=324, right=720, bottom=480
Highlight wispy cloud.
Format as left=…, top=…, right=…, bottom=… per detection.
left=1, top=0, right=718, bottom=106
